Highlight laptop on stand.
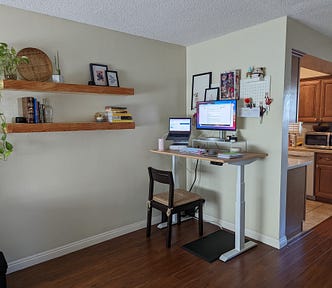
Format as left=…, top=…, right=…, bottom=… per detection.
left=166, top=117, right=191, bottom=144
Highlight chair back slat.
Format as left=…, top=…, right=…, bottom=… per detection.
left=148, top=167, right=175, bottom=206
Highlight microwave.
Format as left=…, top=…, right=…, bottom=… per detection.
left=304, top=132, right=331, bottom=149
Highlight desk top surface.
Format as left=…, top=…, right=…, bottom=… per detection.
left=150, top=149, right=267, bottom=165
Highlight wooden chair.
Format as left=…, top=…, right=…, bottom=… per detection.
left=146, top=167, right=204, bottom=247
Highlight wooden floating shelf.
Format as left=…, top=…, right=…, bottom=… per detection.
left=7, top=122, right=135, bottom=133
left=0, top=79, right=134, bottom=95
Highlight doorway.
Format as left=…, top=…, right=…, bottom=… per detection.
left=297, top=54, right=332, bottom=232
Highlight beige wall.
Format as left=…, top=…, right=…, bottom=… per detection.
left=0, top=5, right=186, bottom=266
left=186, top=18, right=288, bottom=246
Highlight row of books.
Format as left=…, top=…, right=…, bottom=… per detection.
left=105, top=106, right=133, bottom=123
left=21, top=97, right=52, bottom=124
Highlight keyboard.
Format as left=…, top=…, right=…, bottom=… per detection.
left=179, top=147, right=207, bottom=155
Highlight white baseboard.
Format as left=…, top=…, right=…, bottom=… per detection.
left=8, top=216, right=160, bottom=274
left=203, top=214, right=285, bottom=249
left=8, top=214, right=286, bottom=273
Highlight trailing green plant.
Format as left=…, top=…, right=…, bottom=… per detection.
left=0, top=111, right=13, bottom=160
left=0, top=42, right=29, bottom=79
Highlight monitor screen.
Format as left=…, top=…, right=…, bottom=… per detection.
left=196, top=99, right=237, bottom=131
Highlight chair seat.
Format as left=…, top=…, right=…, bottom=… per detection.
left=153, top=189, right=202, bottom=207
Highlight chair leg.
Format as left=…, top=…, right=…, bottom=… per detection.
left=198, top=202, right=203, bottom=236
left=146, top=206, right=152, bottom=238
left=166, top=213, right=173, bottom=248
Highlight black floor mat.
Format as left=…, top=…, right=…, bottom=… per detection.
left=182, top=230, right=236, bottom=263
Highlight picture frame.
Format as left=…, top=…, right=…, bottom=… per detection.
left=204, top=87, right=219, bottom=101
left=106, top=70, right=119, bottom=87
left=220, top=69, right=241, bottom=99
left=191, top=72, right=212, bottom=110
left=89, top=63, right=108, bottom=86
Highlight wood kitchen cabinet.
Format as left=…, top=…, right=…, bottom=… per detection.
left=320, top=78, right=332, bottom=122
left=298, top=76, right=332, bottom=122
left=315, top=153, right=332, bottom=203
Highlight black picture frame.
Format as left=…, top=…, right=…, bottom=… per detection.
left=106, top=70, right=119, bottom=87
left=204, top=87, right=220, bottom=101
left=89, top=63, right=108, bottom=86
left=191, top=72, right=212, bottom=110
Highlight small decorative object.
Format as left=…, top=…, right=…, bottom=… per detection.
left=0, top=42, right=29, bottom=80
left=17, top=47, right=52, bottom=81
left=191, top=72, right=212, bottom=110
left=246, top=66, right=254, bottom=78
left=42, top=98, right=53, bottom=123
left=244, top=97, right=253, bottom=108
left=252, top=67, right=265, bottom=79
left=265, top=93, right=273, bottom=112
left=89, top=63, right=108, bottom=86
left=106, top=70, right=119, bottom=87
left=220, top=70, right=240, bottom=100
left=204, top=87, right=219, bottom=101
left=52, top=51, right=64, bottom=83
left=94, top=112, right=106, bottom=122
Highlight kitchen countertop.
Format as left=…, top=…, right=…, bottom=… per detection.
left=288, top=157, right=312, bottom=170
left=289, top=146, right=332, bottom=154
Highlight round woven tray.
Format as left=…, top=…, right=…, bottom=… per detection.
left=17, top=47, right=53, bottom=81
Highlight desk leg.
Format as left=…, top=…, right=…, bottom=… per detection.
left=219, top=164, right=257, bottom=262
left=157, top=155, right=191, bottom=229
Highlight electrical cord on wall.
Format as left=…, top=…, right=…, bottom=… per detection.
left=189, top=159, right=199, bottom=192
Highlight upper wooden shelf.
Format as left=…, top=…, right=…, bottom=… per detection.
left=7, top=122, right=135, bottom=133
left=0, top=79, right=134, bottom=95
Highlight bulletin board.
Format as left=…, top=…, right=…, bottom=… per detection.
left=240, top=76, right=271, bottom=107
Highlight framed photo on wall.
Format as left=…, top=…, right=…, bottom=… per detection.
left=90, top=63, right=108, bottom=86
left=106, top=70, right=119, bottom=87
left=191, top=72, right=212, bottom=110
left=204, top=87, right=219, bottom=101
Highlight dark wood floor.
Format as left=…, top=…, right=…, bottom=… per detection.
left=7, top=217, right=332, bottom=288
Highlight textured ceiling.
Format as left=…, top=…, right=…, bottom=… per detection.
left=0, top=0, right=331, bottom=46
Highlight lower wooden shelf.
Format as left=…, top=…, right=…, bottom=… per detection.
left=7, top=122, right=135, bottom=133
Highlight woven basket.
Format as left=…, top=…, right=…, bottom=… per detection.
left=17, top=47, right=53, bottom=82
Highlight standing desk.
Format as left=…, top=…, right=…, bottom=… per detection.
left=150, top=149, right=267, bottom=262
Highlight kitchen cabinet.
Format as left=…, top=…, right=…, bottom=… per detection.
left=315, top=153, right=332, bottom=203
left=298, top=76, right=332, bottom=123
left=320, top=78, right=332, bottom=122
left=298, top=79, right=321, bottom=122
left=1, top=80, right=135, bottom=132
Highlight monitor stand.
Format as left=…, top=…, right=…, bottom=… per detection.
left=203, top=131, right=227, bottom=142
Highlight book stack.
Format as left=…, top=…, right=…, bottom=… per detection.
left=105, top=106, right=133, bottom=123
left=21, top=97, right=48, bottom=123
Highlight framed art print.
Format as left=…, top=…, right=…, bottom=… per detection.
left=106, top=70, right=119, bottom=87
left=191, top=72, right=212, bottom=110
left=204, top=87, right=219, bottom=101
left=90, top=63, right=108, bottom=86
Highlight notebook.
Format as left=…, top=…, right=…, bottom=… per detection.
left=166, top=117, right=191, bottom=141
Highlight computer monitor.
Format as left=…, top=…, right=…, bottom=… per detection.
left=196, top=99, right=237, bottom=132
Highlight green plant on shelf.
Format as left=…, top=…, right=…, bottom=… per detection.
left=0, top=42, right=29, bottom=80
left=0, top=112, right=13, bottom=160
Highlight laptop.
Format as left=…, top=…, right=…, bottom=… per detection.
left=166, top=117, right=191, bottom=142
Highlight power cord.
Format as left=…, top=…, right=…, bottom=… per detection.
left=189, top=159, right=199, bottom=192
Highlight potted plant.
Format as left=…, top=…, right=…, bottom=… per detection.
left=0, top=112, right=13, bottom=160
left=0, top=42, right=28, bottom=80
left=52, top=50, right=64, bottom=83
